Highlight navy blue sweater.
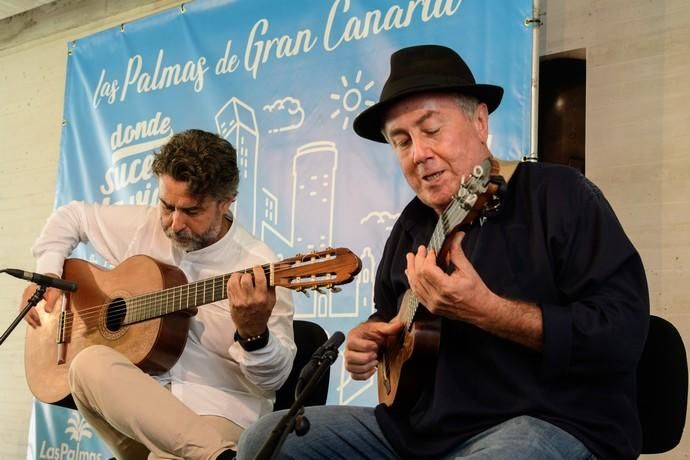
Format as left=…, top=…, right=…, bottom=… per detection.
left=373, top=162, right=649, bottom=460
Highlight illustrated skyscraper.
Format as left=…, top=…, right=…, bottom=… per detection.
left=215, top=97, right=259, bottom=234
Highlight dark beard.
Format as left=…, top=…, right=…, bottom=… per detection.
left=164, top=220, right=223, bottom=252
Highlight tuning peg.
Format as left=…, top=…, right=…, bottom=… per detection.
left=294, top=286, right=310, bottom=298
left=312, top=286, right=325, bottom=294
left=330, top=286, right=342, bottom=293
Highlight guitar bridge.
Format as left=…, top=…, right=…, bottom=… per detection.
left=56, top=311, right=66, bottom=344
left=55, top=296, right=69, bottom=364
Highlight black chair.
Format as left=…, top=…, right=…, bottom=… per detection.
left=637, top=315, right=688, bottom=454
left=274, top=320, right=330, bottom=411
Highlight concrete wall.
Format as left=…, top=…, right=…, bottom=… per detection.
left=0, top=2, right=182, bottom=458
left=0, top=0, right=687, bottom=458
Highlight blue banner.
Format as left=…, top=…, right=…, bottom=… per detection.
left=30, top=0, right=533, bottom=457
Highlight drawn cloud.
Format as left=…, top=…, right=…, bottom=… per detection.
left=360, top=211, right=400, bottom=232
left=263, top=96, right=305, bottom=134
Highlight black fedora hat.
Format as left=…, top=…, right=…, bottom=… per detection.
left=352, top=44, right=504, bottom=143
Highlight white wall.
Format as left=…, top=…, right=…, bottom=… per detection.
left=1, top=0, right=687, bottom=458
left=0, top=2, right=182, bottom=458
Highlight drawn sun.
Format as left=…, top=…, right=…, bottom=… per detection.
left=330, top=70, right=376, bottom=130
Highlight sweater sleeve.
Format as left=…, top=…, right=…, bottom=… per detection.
left=32, top=201, right=155, bottom=275
left=540, top=172, right=650, bottom=378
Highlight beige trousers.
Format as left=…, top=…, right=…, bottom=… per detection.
left=68, top=345, right=241, bottom=460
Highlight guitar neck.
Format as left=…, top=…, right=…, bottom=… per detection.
left=122, top=265, right=264, bottom=325
left=403, top=206, right=463, bottom=326
left=116, top=247, right=361, bottom=326
left=429, top=207, right=458, bottom=253
left=403, top=158, right=494, bottom=326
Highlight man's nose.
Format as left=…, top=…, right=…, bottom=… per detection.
left=170, top=211, right=187, bottom=232
left=412, top=138, right=433, bottom=164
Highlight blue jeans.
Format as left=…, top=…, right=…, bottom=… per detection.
left=237, top=406, right=596, bottom=460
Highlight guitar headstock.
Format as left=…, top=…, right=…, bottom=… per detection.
left=455, top=158, right=492, bottom=208
left=272, top=247, right=362, bottom=294
left=441, top=157, right=497, bottom=230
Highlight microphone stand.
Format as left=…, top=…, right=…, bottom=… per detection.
left=0, top=284, right=46, bottom=347
left=254, top=347, right=339, bottom=460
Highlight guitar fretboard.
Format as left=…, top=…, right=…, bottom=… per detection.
left=122, top=265, right=266, bottom=325
left=403, top=158, right=492, bottom=329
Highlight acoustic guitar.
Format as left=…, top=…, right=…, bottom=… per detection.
left=377, top=158, right=503, bottom=410
left=25, top=247, right=361, bottom=407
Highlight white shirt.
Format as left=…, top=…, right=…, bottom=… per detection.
left=32, top=201, right=296, bottom=428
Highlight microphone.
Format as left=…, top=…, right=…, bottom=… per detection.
left=2, top=269, right=78, bottom=292
left=296, top=330, right=345, bottom=388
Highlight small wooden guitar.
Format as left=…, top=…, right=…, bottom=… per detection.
left=377, top=158, right=503, bottom=410
left=25, top=247, right=361, bottom=407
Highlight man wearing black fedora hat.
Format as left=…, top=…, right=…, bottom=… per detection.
left=238, top=45, right=649, bottom=460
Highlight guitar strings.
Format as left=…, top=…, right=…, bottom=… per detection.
left=401, top=201, right=467, bottom=330
left=401, top=171, right=492, bottom=330
left=58, top=264, right=271, bottom=329
left=59, top=250, right=353, bottom=330
left=55, top=259, right=325, bottom=333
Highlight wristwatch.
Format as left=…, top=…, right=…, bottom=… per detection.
left=234, top=328, right=270, bottom=351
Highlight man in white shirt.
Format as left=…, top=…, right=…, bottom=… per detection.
left=22, top=129, right=296, bottom=460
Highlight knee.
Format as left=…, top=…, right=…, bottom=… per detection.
left=236, top=411, right=287, bottom=460
left=69, top=345, right=122, bottom=395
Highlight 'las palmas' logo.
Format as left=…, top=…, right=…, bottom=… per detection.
left=65, top=412, right=93, bottom=452
left=38, top=412, right=104, bottom=460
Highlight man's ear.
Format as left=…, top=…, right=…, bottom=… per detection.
left=474, top=103, right=490, bottom=142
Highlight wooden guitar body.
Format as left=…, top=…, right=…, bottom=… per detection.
left=24, top=256, right=190, bottom=406
left=378, top=290, right=441, bottom=410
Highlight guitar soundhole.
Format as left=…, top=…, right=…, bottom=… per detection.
left=105, top=298, right=127, bottom=332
